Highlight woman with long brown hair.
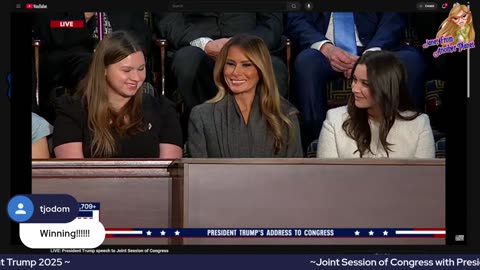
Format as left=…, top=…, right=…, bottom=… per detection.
left=317, top=51, right=435, bottom=158
left=53, top=31, right=183, bottom=158
left=188, top=34, right=303, bottom=157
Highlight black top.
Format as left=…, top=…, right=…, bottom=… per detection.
left=53, top=94, right=183, bottom=158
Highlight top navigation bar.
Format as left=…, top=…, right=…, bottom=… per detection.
left=10, top=0, right=464, bottom=12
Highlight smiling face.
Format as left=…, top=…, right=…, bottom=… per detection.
left=451, top=10, right=470, bottom=27
left=223, top=46, right=259, bottom=95
left=351, top=64, right=376, bottom=110
left=106, top=51, right=146, bottom=100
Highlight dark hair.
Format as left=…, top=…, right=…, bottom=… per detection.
left=342, top=51, right=420, bottom=157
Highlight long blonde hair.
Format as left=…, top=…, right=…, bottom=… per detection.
left=78, top=31, right=146, bottom=157
left=436, top=4, right=475, bottom=45
left=209, top=34, right=294, bottom=154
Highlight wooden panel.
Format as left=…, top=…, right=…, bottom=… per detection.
left=177, top=159, right=445, bottom=245
left=31, top=159, right=446, bottom=245
left=32, top=160, right=173, bottom=245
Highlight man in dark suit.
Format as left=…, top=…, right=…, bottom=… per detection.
left=33, top=12, right=151, bottom=122
left=155, top=12, right=288, bottom=112
left=287, top=12, right=426, bottom=149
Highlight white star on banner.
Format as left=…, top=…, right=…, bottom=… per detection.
left=383, top=230, right=388, bottom=236
left=354, top=230, right=360, bottom=236
left=160, top=230, right=166, bottom=236
left=369, top=230, right=374, bottom=236
left=146, top=230, right=152, bottom=236
left=175, top=230, right=180, bottom=236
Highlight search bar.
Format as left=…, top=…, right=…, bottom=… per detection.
left=169, top=1, right=288, bottom=11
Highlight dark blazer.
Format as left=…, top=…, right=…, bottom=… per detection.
left=155, top=12, right=284, bottom=51
left=188, top=94, right=303, bottom=158
left=286, top=12, right=407, bottom=51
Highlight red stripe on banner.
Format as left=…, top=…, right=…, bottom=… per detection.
left=103, top=235, right=447, bottom=239
left=434, top=234, right=446, bottom=238
left=105, top=235, right=146, bottom=238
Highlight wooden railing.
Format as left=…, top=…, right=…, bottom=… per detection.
left=32, top=158, right=446, bottom=245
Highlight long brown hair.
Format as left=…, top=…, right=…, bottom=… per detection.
left=78, top=31, right=146, bottom=157
left=209, top=34, right=294, bottom=154
left=342, top=51, right=420, bottom=157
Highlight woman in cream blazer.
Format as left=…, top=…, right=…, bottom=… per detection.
left=317, top=51, right=435, bottom=158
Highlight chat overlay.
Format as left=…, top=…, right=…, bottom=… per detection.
left=7, top=195, right=105, bottom=248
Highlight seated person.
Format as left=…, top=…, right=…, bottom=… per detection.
left=53, top=31, right=183, bottom=159
left=32, top=112, right=53, bottom=159
left=154, top=12, right=288, bottom=112
left=287, top=12, right=426, bottom=150
left=188, top=34, right=303, bottom=158
left=316, top=51, right=435, bottom=158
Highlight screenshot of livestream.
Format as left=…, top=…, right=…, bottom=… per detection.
left=2, top=0, right=478, bottom=256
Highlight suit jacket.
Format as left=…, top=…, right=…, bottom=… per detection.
left=287, top=12, right=407, bottom=51
left=188, top=93, right=303, bottom=158
left=33, top=12, right=151, bottom=55
left=316, top=106, right=435, bottom=158
left=155, top=12, right=283, bottom=51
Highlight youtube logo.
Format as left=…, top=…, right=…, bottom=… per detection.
left=26, top=3, right=33, bottom=9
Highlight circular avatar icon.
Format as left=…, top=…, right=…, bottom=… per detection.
left=7, top=195, right=34, bottom=222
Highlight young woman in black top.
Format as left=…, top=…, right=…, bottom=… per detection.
left=53, top=31, right=183, bottom=158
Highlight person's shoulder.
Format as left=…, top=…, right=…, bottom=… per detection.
left=32, top=112, right=44, bottom=123
left=55, top=95, right=83, bottom=113
left=411, top=112, right=431, bottom=126
left=32, top=112, right=52, bottom=129
left=280, top=99, right=299, bottom=116
left=397, top=111, right=431, bottom=130
left=326, top=105, right=348, bottom=121
left=189, top=103, right=215, bottom=127
left=57, top=94, right=81, bottom=104
left=142, top=93, right=158, bottom=107
left=143, top=94, right=177, bottom=112
left=191, top=102, right=215, bottom=115
left=398, top=111, right=429, bottom=122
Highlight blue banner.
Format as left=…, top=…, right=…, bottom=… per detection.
left=0, top=255, right=479, bottom=269
left=104, top=228, right=445, bottom=238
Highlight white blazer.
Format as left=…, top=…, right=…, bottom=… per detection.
left=317, top=106, right=436, bottom=158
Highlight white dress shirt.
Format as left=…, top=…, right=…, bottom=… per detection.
left=311, top=12, right=381, bottom=54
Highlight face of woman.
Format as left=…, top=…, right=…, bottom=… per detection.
left=351, top=64, right=376, bottom=109
left=223, top=46, right=259, bottom=95
left=106, top=51, right=146, bottom=100
left=451, top=10, right=469, bottom=27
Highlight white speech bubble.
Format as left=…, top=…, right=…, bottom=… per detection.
left=20, top=219, right=105, bottom=248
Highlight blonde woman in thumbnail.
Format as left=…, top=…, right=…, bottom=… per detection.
left=436, top=4, right=475, bottom=45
